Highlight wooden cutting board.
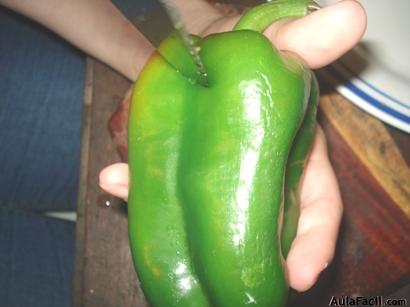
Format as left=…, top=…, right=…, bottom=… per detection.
left=73, top=55, right=409, bottom=306
left=289, top=79, right=410, bottom=306
left=73, top=0, right=410, bottom=302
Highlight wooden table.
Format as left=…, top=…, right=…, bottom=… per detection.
left=73, top=53, right=410, bottom=306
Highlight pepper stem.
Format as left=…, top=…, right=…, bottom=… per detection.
left=233, top=0, right=318, bottom=33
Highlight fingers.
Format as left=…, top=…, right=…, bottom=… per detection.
left=99, top=163, right=129, bottom=201
left=265, top=0, right=367, bottom=68
left=101, top=131, right=343, bottom=293
left=286, top=126, right=343, bottom=291
left=286, top=225, right=334, bottom=291
left=210, top=0, right=367, bottom=68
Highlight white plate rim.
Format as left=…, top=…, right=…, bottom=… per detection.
left=321, top=61, right=410, bottom=134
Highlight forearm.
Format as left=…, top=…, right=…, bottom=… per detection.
left=1, top=0, right=153, bottom=80
left=0, top=0, right=226, bottom=81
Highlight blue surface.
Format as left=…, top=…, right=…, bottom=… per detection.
left=0, top=208, right=75, bottom=307
left=0, top=5, right=84, bottom=307
left=0, top=8, right=85, bottom=211
left=0, top=1, right=151, bottom=305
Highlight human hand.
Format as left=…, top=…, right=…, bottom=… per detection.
left=99, top=0, right=366, bottom=292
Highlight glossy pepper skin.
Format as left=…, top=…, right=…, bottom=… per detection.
left=128, top=1, right=318, bottom=306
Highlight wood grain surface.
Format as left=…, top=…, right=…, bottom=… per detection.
left=73, top=1, right=410, bottom=304
left=73, top=56, right=409, bottom=306
left=319, top=84, right=410, bottom=218
left=74, top=59, right=148, bottom=307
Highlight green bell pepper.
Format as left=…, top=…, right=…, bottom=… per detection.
left=128, top=0, right=319, bottom=306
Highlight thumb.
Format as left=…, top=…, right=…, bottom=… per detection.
left=264, top=0, right=367, bottom=68
left=99, top=163, right=130, bottom=201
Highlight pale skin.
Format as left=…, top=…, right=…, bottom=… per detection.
left=2, top=0, right=366, bottom=293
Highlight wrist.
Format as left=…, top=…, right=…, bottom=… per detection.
left=175, top=0, right=239, bottom=36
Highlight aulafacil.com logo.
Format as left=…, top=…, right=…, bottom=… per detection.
left=329, top=295, right=407, bottom=306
